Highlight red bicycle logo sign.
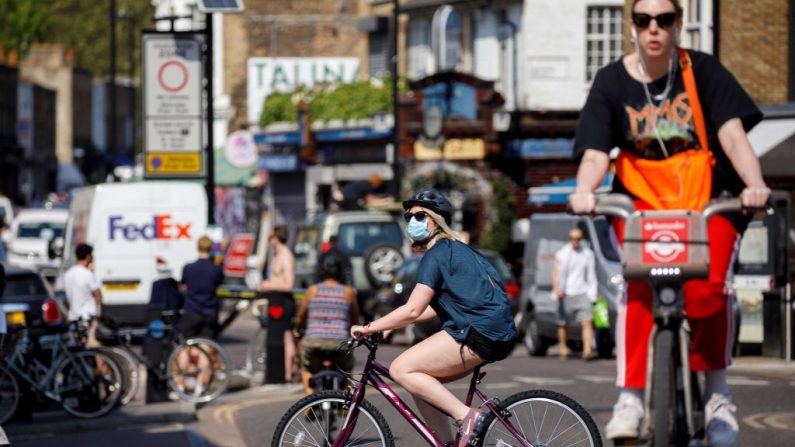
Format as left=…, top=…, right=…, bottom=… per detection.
left=641, top=218, right=689, bottom=265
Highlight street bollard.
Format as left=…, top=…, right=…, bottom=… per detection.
left=264, top=292, right=296, bottom=384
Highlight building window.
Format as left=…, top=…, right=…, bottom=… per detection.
left=682, top=0, right=712, bottom=53
left=368, top=31, right=389, bottom=77
left=585, top=6, right=623, bottom=81
left=408, top=18, right=432, bottom=78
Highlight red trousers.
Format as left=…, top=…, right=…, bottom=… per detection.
left=613, top=202, right=739, bottom=389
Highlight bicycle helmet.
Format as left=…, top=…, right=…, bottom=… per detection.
left=402, top=189, right=453, bottom=225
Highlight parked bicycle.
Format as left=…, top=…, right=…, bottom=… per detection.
left=272, top=332, right=601, bottom=447
left=593, top=195, right=761, bottom=446
left=100, top=309, right=232, bottom=404
left=0, top=319, right=123, bottom=421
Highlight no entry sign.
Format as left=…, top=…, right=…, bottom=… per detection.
left=143, top=33, right=204, bottom=177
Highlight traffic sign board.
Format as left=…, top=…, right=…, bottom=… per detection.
left=143, top=33, right=204, bottom=178
left=223, top=233, right=256, bottom=277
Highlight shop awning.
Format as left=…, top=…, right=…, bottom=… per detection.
left=527, top=174, right=612, bottom=205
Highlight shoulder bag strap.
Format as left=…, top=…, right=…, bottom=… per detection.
left=677, top=47, right=709, bottom=152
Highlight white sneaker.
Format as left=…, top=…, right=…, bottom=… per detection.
left=705, top=393, right=738, bottom=447
left=605, top=395, right=644, bottom=439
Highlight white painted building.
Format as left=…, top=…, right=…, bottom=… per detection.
left=403, top=0, right=711, bottom=112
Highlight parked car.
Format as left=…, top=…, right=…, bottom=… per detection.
left=517, top=214, right=622, bottom=358
left=293, top=210, right=411, bottom=320
left=373, top=248, right=521, bottom=345
left=1, top=266, right=63, bottom=328
left=6, top=208, right=68, bottom=281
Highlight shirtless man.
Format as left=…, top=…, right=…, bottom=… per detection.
left=259, top=226, right=297, bottom=382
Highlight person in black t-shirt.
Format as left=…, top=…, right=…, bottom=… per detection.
left=332, top=173, right=390, bottom=210
left=180, top=236, right=224, bottom=339
left=570, top=1, right=769, bottom=445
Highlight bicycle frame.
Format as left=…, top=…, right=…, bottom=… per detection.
left=5, top=329, right=94, bottom=401
left=332, top=339, right=531, bottom=447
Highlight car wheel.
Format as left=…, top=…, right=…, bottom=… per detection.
left=523, top=315, right=548, bottom=357
left=364, top=243, right=404, bottom=287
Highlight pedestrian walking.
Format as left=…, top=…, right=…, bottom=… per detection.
left=179, top=236, right=224, bottom=339
left=551, top=228, right=597, bottom=360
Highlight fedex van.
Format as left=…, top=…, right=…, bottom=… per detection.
left=59, top=182, right=208, bottom=324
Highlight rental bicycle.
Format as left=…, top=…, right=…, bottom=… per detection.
left=272, top=332, right=602, bottom=447
left=0, top=320, right=123, bottom=421
left=593, top=195, right=757, bottom=446
left=100, top=310, right=232, bottom=404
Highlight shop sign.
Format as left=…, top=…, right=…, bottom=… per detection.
left=247, top=57, right=360, bottom=124
left=414, top=138, right=485, bottom=160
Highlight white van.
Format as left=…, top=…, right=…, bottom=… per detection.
left=59, top=182, right=208, bottom=324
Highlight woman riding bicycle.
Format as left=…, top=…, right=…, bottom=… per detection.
left=570, top=0, right=769, bottom=445
left=294, top=255, right=360, bottom=395
left=350, top=189, right=517, bottom=447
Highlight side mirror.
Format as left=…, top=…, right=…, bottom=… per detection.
left=48, top=237, right=65, bottom=260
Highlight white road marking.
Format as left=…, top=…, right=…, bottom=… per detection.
left=726, top=376, right=770, bottom=386
left=512, top=376, right=576, bottom=386
left=576, top=375, right=615, bottom=384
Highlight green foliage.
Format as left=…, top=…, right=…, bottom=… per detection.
left=0, top=0, right=52, bottom=59
left=259, top=92, right=299, bottom=127
left=258, top=77, right=395, bottom=126
left=48, top=0, right=155, bottom=78
left=480, top=174, right=516, bottom=254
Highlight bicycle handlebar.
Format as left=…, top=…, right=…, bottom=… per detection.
left=589, top=194, right=748, bottom=221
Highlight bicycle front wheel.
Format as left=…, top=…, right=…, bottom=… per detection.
left=0, top=364, right=19, bottom=424
left=479, top=389, right=602, bottom=447
left=652, top=328, right=676, bottom=447
left=55, top=350, right=123, bottom=418
left=272, top=391, right=394, bottom=447
left=167, top=337, right=231, bottom=403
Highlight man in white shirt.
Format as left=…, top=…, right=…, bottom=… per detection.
left=64, top=243, right=102, bottom=346
left=552, top=228, right=598, bottom=360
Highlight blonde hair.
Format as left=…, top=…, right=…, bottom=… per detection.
left=632, top=0, right=683, bottom=18
left=197, top=236, right=213, bottom=253
left=422, top=208, right=462, bottom=243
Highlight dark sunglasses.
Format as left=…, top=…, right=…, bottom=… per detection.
left=632, top=12, right=677, bottom=30
left=404, top=211, right=428, bottom=223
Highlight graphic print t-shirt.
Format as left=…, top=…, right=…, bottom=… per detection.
left=574, top=49, right=762, bottom=200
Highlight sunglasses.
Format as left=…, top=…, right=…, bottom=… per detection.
left=404, top=211, right=428, bottom=223
left=632, top=12, right=677, bottom=30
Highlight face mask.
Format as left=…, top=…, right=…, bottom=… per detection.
left=407, top=216, right=430, bottom=241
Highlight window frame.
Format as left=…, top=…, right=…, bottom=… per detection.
left=585, top=5, right=624, bottom=82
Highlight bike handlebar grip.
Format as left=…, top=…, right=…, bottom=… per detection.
left=702, top=198, right=743, bottom=222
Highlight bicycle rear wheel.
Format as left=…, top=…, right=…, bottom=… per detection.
left=0, top=365, right=19, bottom=424
left=478, top=389, right=602, bottom=447
left=167, top=337, right=231, bottom=403
left=272, top=391, right=394, bottom=447
left=96, top=346, right=140, bottom=406
left=55, top=349, right=123, bottom=418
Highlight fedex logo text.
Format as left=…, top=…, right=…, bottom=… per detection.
left=109, top=215, right=192, bottom=241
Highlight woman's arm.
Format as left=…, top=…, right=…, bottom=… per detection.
left=717, top=118, right=770, bottom=207
left=356, top=283, right=435, bottom=336
left=570, top=149, right=611, bottom=213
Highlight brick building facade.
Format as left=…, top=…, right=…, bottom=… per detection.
left=222, top=0, right=365, bottom=131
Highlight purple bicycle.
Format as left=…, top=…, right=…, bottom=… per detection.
left=272, top=333, right=602, bottom=447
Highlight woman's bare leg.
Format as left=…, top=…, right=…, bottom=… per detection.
left=390, top=331, right=483, bottom=441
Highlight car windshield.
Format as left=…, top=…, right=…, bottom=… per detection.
left=2, top=274, right=48, bottom=297
left=337, top=221, right=403, bottom=256
left=293, top=226, right=320, bottom=260
left=17, top=222, right=65, bottom=240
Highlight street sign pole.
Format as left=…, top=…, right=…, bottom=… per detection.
left=205, top=14, right=215, bottom=224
